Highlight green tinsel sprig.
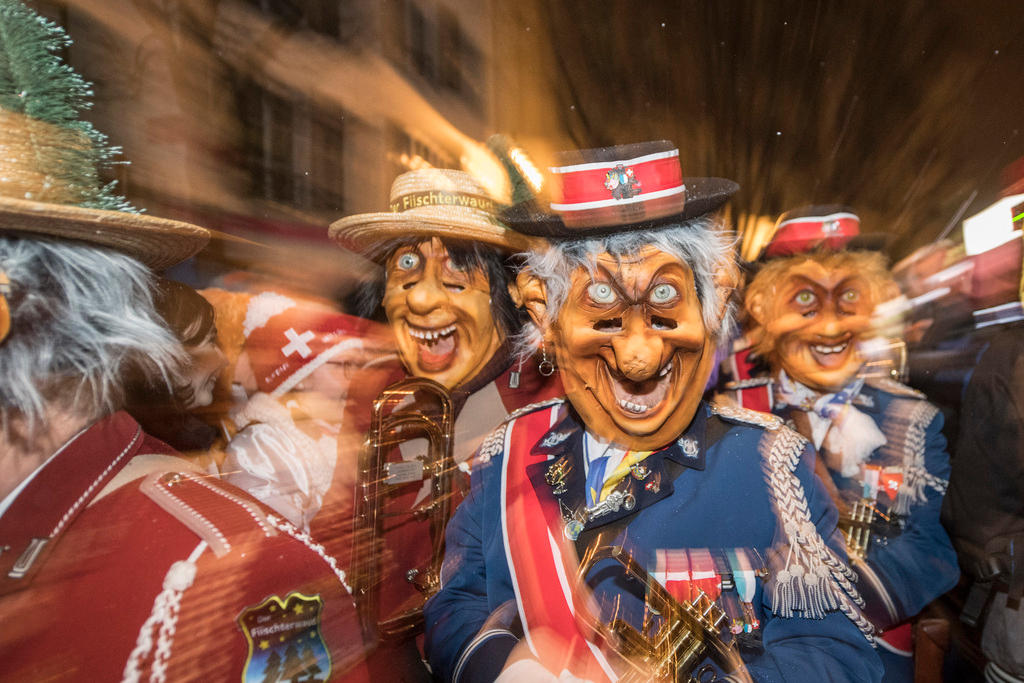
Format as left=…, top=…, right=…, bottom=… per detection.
left=0, top=0, right=136, bottom=212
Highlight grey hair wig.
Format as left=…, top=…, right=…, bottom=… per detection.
left=515, top=215, right=737, bottom=360
left=0, top=235, right=188, bottom=437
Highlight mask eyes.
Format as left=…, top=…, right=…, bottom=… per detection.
left=841, top=289, right=860, bottom=303
left=397, top=252, right=420, bottom=271
left=650, top=283, right=678, bottom=304
left=794, top=289, right=817, bottom=306
left=587, top=282, right=617, bottom=304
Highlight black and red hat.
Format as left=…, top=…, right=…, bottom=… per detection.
left=758, top=205, right=888, bottom=260
left=501, top=140, right=738, bottom=238
left=762, top=206, right=860, bottom=258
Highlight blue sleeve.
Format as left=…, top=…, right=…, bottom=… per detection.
left=423, top=458, right=517, bottom=683
left=745, top=443, right=884, bottom=683
left=867, top=409, right=959, bottom=623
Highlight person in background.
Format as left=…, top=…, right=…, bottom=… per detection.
left=221, top=291, right=395, bottom=531
left=943, top=322, right=1024, bottom=683
left=125, top=277, right=227, bottom=452
left=732, top=206, right=959, bottom=682
left=327, top=167, right=564, bottom=679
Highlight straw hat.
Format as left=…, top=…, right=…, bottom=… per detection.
left=0, top=111, right=209, bottom=271
left=329, top=168, right=537, bottom=258
left=0, top=0, right=208, bottom=271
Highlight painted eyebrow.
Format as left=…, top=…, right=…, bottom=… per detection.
left=785, top=274, right=831, bottom=292
left=835, top=275, right=867, bottom=290
left=588, top=263, right=631, bottom=301
left=590, top=262, right=691, bottom=299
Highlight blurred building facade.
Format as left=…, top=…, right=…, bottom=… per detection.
left=37, top=0, right=563, bottom=295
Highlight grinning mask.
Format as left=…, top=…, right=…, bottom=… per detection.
left=382, top=236, right=503, bottom=389
left=517, top=227, right=736, bottom=451
left=745, top=250, right=896, bottom=392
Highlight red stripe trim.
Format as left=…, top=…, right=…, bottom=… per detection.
left=554, top=156, right=683, bottom=206
left=503, top=409, right=617, bottom=681
left=765, top=216, right=860, bottom=257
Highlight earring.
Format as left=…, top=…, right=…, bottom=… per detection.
left=538, top=339, right=555, bottom=377
left=0, top=270, right=11, bottom=344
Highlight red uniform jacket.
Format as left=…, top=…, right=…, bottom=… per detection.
left=311, top=354, right=564, bottom=633
left=0, top=412, right=368, bottom=682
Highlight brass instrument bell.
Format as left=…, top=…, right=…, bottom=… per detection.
left=576, top=546, right=749, bottom=683
left=350, top=377, right=455, bottom=643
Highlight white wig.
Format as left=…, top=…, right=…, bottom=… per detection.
left=0, top=235, right=188, bottom=436
left=516, top=214, right=737, bottom=359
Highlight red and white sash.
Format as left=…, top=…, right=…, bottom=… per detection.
left=500, top=407, right=620, bottom=682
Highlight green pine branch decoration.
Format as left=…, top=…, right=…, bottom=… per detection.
left=0, top=0, right=136, bottom=212
left=487, top=134, right=538, bottom=206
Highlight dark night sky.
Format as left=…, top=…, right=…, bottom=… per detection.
left=521, top=0, right=1024, bottom=258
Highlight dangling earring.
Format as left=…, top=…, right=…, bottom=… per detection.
left=0, top=270, right=11, bottom=344
left=538, top=339, right=555, bottom=377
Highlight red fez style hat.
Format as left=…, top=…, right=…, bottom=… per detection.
left=761, top=205, right=862, bottom=259
left=757, top=204, right=891, bottom=262
left=501, top=140, right=738, bottom=239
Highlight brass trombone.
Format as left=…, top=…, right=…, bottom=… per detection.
left=350, top=377, right=455, bottom=643
left=576, top=545, right=749, bottom=683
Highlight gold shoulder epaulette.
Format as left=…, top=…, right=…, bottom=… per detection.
left=476, top=398, right=566, bottom=464
left=504, top=397, right=565, bottom=424
left=865, top=376, right=926, bottom=399
left=710, top=401, right=783, bottom=431
left=723, top=377, right=773, bottom=390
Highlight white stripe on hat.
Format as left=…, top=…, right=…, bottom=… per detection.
left=550, top=148, right=679, bottom=174
left=270, top=337, right=364, bottom=398
left=776, top=212, right=860, bottom=229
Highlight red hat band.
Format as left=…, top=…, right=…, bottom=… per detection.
left=550, top=147, right=685, bottom=228
left=764, top=212, right=860, bottom=258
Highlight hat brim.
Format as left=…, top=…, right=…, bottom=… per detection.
left=0, top=196, right=209, bottom=271
left=501, top=177, right=740, bottom=239
left=329, top=210, right=541, bottom=257
left=755, top=232, right=892, bottom=263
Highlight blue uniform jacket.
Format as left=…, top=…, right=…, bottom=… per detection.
left=424, top=400, right=882, bottom=683
left=773, top=379, right=960, bottom=628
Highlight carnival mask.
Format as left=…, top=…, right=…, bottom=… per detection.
left=521, top=246, right=721, bottom=451
left=746, top=257, right=879, bottom=392
left=382, top=237, right=503, bottom=389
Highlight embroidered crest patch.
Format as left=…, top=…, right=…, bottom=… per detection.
left=237, top=592, right=331, bottom=682
left=603, top=164, right=642, bottom=199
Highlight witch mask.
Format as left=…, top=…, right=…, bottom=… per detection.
left=518, top=244, right=735, bottom=451
left=745, top=251, right=897, bottom=393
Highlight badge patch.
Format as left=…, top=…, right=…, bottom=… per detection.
left=603, top=164, right=642, bottom=199
left=237, top=592, right=331, bottom=682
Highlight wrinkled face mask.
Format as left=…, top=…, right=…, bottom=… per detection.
left=383, top=237, right=502, bottom=389
left=551, top=246, right=717, bottom=450
left=757, top=260, right=876, bottom=392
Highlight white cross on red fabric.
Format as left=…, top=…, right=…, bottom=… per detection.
left=282, top=328, right=315, bottom=358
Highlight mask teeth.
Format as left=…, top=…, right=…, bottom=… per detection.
left=617, top=399, right=651, bottom=415
left=811, top=341, right=848, bottom=355
left=408, top=323, right=456, bottom=341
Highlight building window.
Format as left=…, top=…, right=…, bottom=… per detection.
left=387, top=0, right=482, bottom=111
left=236, top=78, right=346, bottom=216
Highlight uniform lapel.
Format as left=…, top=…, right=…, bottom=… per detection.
left=524, top=411, right=588, bottom=526
left=585, top=405, right=710, bottom=532
left=0, top=412, right=145, bottom=593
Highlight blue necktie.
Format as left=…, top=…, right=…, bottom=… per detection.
left=586, top=454, right=610, bottom=507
